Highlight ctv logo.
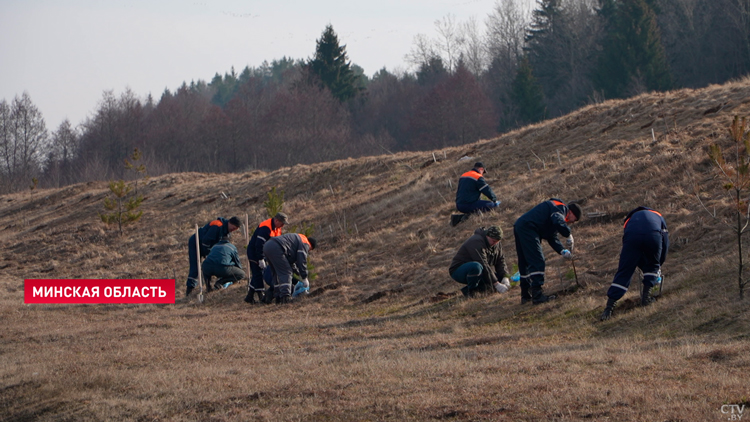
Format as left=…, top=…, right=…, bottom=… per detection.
left=722, top=404, right=746, bottom=421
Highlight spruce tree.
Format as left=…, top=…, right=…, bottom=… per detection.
left=511, top=57, right=546, bottom=124
left=308, top=25, right=360, bottom=102
left=594, top=0, right=672, bottom=99
left=525, top=0, right=565, bottom=99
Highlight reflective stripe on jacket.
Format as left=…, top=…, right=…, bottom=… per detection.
left=247, top=218, right=283, bottom=261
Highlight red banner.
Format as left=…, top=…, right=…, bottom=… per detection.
left=24, top=279, right=176, bottom=304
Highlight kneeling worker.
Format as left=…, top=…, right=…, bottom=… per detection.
left=600, top=206, right=668, bottom=320
left=449, top=226, right=511, bottom=297
left=202, top=237, right=246, bottom=292
left=452, top=162, right=500, bottom=226
left=186, top=216, right=241, bottom=296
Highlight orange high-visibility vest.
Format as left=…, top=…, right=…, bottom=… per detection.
left=299, top=234, right=311, bottom=248
left=460, top=170, right=483, bottom=180
left=259, top=218, right=282, bottom=238
left=623, top=209, right=662, bottom=229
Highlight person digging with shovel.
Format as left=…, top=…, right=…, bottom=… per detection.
left=600, top=206, right=668, bottom=321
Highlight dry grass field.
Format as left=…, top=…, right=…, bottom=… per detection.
left=2, top=79, right=750, bottom=421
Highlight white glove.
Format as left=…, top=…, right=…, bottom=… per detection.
left=501, top=277, right=511, bottom=287
left=258, top=259, right=267, bottom=270
left=561, top=249, right=572, bottom=260
left=493, top=200, right=501, bottom=206
left=302, top=278, right=309, bottom=288
left=494, top=281, right=509, bottom=294
left=566, top=235, right=574, bottom=249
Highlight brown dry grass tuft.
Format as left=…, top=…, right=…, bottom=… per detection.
left=3, top=80, right=750, bottom=420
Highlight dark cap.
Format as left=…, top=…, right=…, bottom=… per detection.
left=228, top=216, right=241, bottom=227
left=307, top=236, right=317, bottom=250
left=485, top=225, right=503, bottom=240
left=274, top=212, right=289, bottom=224
left=474, top=162, right=487, bottom=174
left=568, top=203, right=582, bottom=220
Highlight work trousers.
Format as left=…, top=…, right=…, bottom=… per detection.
left=456, top=200, right=498, bottom=214
left=202, top=262, right=245, bottom=288
left=451, top=261, right=485, bottom=296
left=514, top=225, right=547, bottom=291
left=263, top=240, right=294, bottom=299
left=249, top=263, right=273, bottom=292
left=607, top=231, right=664, bottom=301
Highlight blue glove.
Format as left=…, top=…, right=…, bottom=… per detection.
left=511, top=271, right=520, bottom=282
left=561, top=249, right=572, bottom=260
left=493, top=200, right=501, bottom=207
left=292, top=280, right=309, bottom=298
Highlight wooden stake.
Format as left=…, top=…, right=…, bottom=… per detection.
left=195, top=224, right=204, bottom=303
left=245, top=214, right=251, bottom=292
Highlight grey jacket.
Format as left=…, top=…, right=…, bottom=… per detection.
left=266, top=233, right=311, bottom=280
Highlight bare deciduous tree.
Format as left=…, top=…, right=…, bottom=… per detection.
left=406, top=33, right=440, bottom=69
left=486, top=0, right=529, bottom=76
left=45, top=119, right=79, bottom=187
left=0, top=93, right=48, bottom=192
left=459, top=17, right=489, bottom=75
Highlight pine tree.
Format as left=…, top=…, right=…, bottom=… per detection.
left=511, top=57, right=546, bottom=124
left=308, top=25, right=360, bottom=102
left=594, top=0, right=672, bottom=99
left=99, top=180, right=143, bottom=236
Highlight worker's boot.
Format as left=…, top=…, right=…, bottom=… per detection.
left=520, top=280, right=532, bottom=304
left=262, top=287, right=274, bottom=304
left=276, top=295, right=291, bottom=305
left=600, top=298, right=617, bottom=321
left=641, top=283, right=655, bottom=306
left=244, top=290, right=257, bottom=304
left=531, top=286, right=556, bottom=305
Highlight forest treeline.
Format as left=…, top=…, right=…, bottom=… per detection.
left=2, top=0, right=750, bottom=193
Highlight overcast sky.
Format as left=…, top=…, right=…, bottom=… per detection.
left=0, top=0, right=533, bottom=131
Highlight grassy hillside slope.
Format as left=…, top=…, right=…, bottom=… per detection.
left=1, top=79, right=749, bottom=421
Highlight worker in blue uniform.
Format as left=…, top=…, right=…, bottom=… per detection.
left=513, top=199, right=582, bottom=304
left=186, top=216, right=241, bottom=297
left=600, top=207, right=669, bottom=320
left=452, top=162, right=500, bottom=226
